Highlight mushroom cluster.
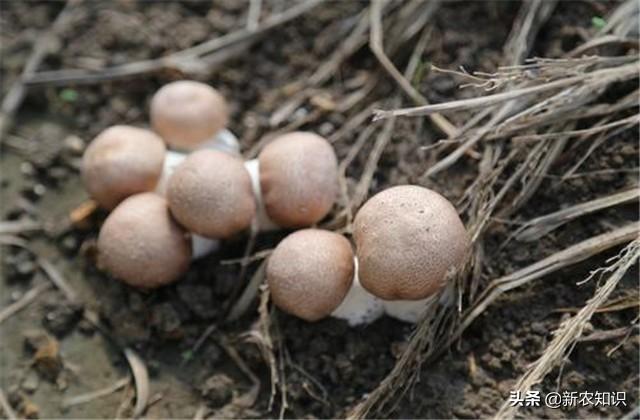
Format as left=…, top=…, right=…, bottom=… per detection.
left=266, top=185, right=471, bottom=324
left=82, top=80, right=339, bottom=289
left=81, top=79, right=469, bottom=326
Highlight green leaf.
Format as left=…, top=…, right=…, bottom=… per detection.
left=592, top=16, right=606, bottom=29
left=59, top=88, right=79, bottom=102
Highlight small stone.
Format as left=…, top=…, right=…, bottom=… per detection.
left=48, top=166, right=68, bottom=181
left=15, top=260, right=36, bottom=277
left=201, top=374, right=234, bottom=407
left=21, top=371, right=39, bottom=394
left=33, top=184, right=46, bottom=197
left=63, top=135, right=85, bottom=154
left=60, top=235, right=78, bottom=253
left=20, top=162, right=36, bottom=177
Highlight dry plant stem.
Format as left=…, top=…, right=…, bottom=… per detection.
left=23, top=0, right=326, bottom=86
left=494, top=240, right=640, bottom=419
left=456, top=222, right=639, bottom=347
left=578, top=325, right=637, bottom=343
left=373, top=62, right=640, bottom=120
left=123, top=348, right=149, bottom=418
left=514, top=188, right=640, bottom=242
left=0, top=220, right=41, bottom=235
left=350, top=106, right=396, bottom=211
left=242, top=285, right=279, bottom=412
left=0, top=387, right=17, bottom=420
left=369, top=0, right=457, bottom=137
left=246, top=0, right=262, bottom=30
left=62, top=377, right=131, bottom=408
left=0, top=0, right=78, bottom=137
left=513, top=113, right=640, bottom=142
left=500, top=134, right=569, bottom=219
left=226, top=261, right=267, bottom=322
left=0, top=282, right=52, bottom=324
left=38, top=257, right=79, bottom=305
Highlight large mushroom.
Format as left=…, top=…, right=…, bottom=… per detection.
left=97, top=193, right=191, bottom=288
left=82, top=125, right=165, bottom=210
left=258, top=132, right=338, bottom=228
left=353, top=185, right=470, bottom=321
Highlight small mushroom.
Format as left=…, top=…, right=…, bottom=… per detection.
left=82, top=125, right=165, bottom=210
left=353, top=185, right=470, bottom=301
left=150, top=80, right=229, bottom=150
left=258, top=132, right=338, bottom=228
left=267, top=229, right=354, bottom=322
left=97, top=193, right=191, bottom=288
left=166, top=149, right=256, bottom=239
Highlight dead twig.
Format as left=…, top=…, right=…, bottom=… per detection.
left=369, top=0, right=456, bottom=137
left=0, top=0, right=79, bottom=136
left=23, top=0, right=326, bottom=86
left=494, top=240, right=639, bottom=419
left=62, top=377, right=131, bottom=409
left=0, top=220, right=41, bottom=235
left=513, top=188, right=639, bottom=242
left=0, top=282, right=52, bottom=325
left=513, top=113, right=640, bottom=142
left=123, top=348, right=149, bottom=419
left=0, top=387, right=17, bottom=420
left=373, top=62, right=640, bottom=120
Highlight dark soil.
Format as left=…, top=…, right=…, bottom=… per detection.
left=1, top=1, right=638, bottom=419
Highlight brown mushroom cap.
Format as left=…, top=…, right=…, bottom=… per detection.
left=267, top=229, right=354, bottom=321
left=167, top=149, right=255, bottom=238
left=353, top=185, right=470, bottom=300
left=258, top=132, right=338, bottom=228
left=150, top=80, right=229, bottom=150
left=97, top=193, right=191, bottom=288
left=81, top=125, right=166, bottom=210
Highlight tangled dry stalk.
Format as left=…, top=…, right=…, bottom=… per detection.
left=348, top=1, right=639, bottom=417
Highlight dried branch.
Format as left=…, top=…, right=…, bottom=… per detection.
left=373, top=62, right=639, bottom=120
left=495, top=240, right=640, bottom=419
left=513, top=188, right=639, bottom=242
left=22, top=0, right=326, bottom=86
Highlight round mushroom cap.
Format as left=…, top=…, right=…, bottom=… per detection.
left=258, top=132, right=338, bottom=228
left=167, top=149, right=256, bottom=238
left=267, top=229, right=354, bottom=322
left=97, top=193, right=191, bottom=288
left=82, top=125, right=166, bottom=210
left=353, top=185, right=470, bottom=301
left=150, top=80, right=229, bottom=150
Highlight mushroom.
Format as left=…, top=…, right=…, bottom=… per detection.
left=166, top=149, right=256, bottom=239
left=258, top=132, right=338, bottom=228
left=97, top=193, right=191, bottom=288
left=150, top=80, right=229, bottom=150
left=82, top=125, right=165, bottom=210
left=267, top=229, right=354, bottom=322
left=353, top=185, right=470, bottom=322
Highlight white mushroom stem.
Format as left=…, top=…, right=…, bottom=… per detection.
left=331, top=258, right=384, bottom=326
left=156, top=129, right=279, bottom=259
left=331, top=257, right=454, bottom=324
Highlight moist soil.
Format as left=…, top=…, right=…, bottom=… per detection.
left=1, top=1, right=638, bottom=419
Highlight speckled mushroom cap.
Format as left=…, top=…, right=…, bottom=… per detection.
left=150, top=80, right=229, bottom=150
left=166, top=149, right=256, bottom=238
left=97, top=193, right=191, bottom=289
left=353, top=185, right=470, bottom=300
left=267, top=229, right=354, bottom=322
left=258, top=132, right=338, bottom=228
left=81, top=125, right=166, bottom=210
